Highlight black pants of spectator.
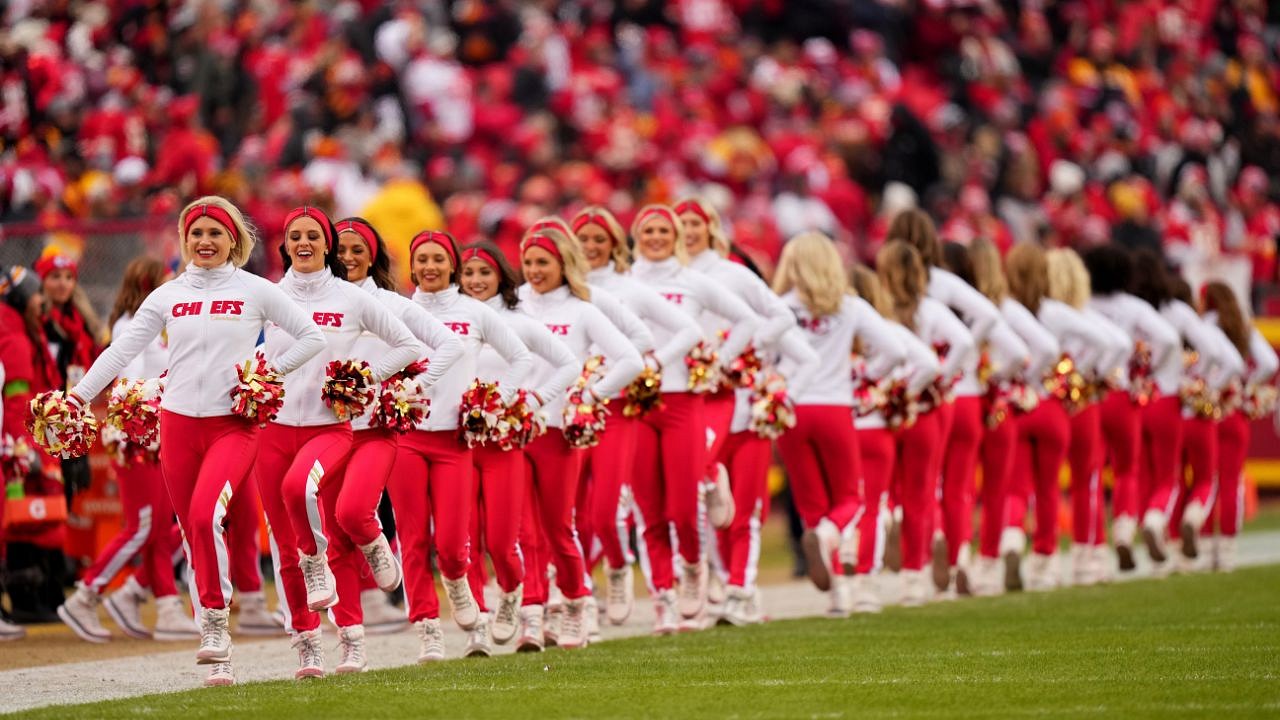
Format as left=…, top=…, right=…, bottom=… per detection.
left=3, top=542, right=68, bottom=624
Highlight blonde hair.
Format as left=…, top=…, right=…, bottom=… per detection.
left=524, top=227, right=592, bottom=302
left=571, top=206, right=632, bottom=272
left=969, top=237, right=1008, bottom=303
left=1045, top=248, right=1090, bottom=309
left=675, top=197, right=730, bottom=257
left=630, top=204, right=689, bottom=265
left=1005, top=242, right=1048, bottom=314
left=876, top=240, right=926, bottom=330
left=849, top=264, right=891, bottom=318
left=772, top=232, right=848, bottom=317
left=178, top=196, right=257, bottom=267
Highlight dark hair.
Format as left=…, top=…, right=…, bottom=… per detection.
left=280, top=211, right=347, bottom=280
left=1202, top=281, right=1250, bottom=357
left=886, top=208, right=941, bottom=272
left=941, top=242, right=975, bottom=288
left=459, top=240, right=521, bottom=310
left=1170, top=277, right=1193, bottom=306
left=1081, top=244, right=1133, bottom=296
left=337, top=217, right=394, bottom=290
left=1129, top=247, right=1172, bottom=308
left=110, top=256, right=168, bottom=326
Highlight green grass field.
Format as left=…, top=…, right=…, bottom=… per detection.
left=10, top=565, right=1279, bottom=720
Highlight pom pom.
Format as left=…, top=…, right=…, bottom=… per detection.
left=561, top=388, right=609, bottom=449
left=684, top=341, right=722, bottom=394
left=721, top=344, right=762, bottom=390
left=881, top=379, right=918, bottom=430
left=103, top=378, right=163, bottom=466
left=1128, top=340, right=1156, bottom=407
left=623, top=366, right=664, bottom=418
left=370, top=376, right=431, bottom=433
left=390, top=358, right=430, bottom=382
left=322, top=360, right=376, bottom=421
left=494, top=389, right=547, bottom=450
left=458, top=380, right=505, bottom=448
left=1, top=433, right=37, bottom=482
left=748, top=373, right=796, bottom=439
left=850, top=357, right=889, bottom=417
left=27, top=391, right=99, bottom=459
left=1243, top=383, right=1278, bottom=420
left=229, top=354, right=285, bottom=427
left=1043, top=354, right=1090, bottom=414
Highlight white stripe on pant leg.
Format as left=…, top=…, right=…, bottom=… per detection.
left=571, top=505, right=595, bottom=593
left=1163, top=481, right=1181, bottom=519
left=873, top=497, right=889, bottom=574
left=88, top=505, right=153, bottom=593
left=305, top=460, right=328, bottom=557
left=212, top=482, right=234, bottom=606
left=267, top=530, right=293, bottom=634
left=744, top=499, right=763, bottom=589
left=1203, top=473, right=1218, bottom=518
left=182, top=537, right=202, bottom=618
left=631, top=504, right=657, bottom=596
left=614, top=485, right=635, bottom=566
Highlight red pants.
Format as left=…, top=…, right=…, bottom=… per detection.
left=929, top=401, right=957, bottom=546
left=632, top=392, right=706, bottom=592
left=580, top=413, right=638, bottom=571
left=856, top=428, right=895, bottom=575
left=1139, top=396, right=1184, bottom=519
left=1100, top=390, right=1142, bottom=521
left=715, top=431, right=771, bottom=587
left=521, top=433, right=587, bottom=603
left=1208, top=412, right=1249, bottom=536
left=1170, top=416, right=1219, bottom=537
left=896, top=411, right=942, bottom=571
left=255, top=422, right=353, bottom=632
left=467, top=445, right=525, bottom=612
left=703, top=390, right=735, bottom=478
left=83, top=461, right=178, bottom=598
left=1068, top=404, right=1104, bottom=545
left=1008, top=400, right=1070, bottom=556
left=225, top=486, right=263, bottom=593
left=776, top=405, right=863, bottom=532
left=978, top=412, right=1018, bottom=559
left=158, top=411, right=259, bottom=611
left=941, top=396, right=982, bottom=564
left=328, top=429, right=398, bottom=628
left=388, top=429, right=473, bottom=622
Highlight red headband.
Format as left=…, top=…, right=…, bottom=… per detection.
left=521, top=234, right=563, bottom=264
left=183, top=204, right=240, bottom=244
left=335, top=220, right=378, bottom=262
left=410, top=230, right=457, bottom=268
left=461, top=247, right=501, bottom=272
left=529, top=219, right=569, bottom=236
left=571, top=212, right=619, bottom=245
left=674, top=200, right=709, bottom=222
left=635, top=206, right=678, bottom=233
left=283, top=206, right=334, bottom=250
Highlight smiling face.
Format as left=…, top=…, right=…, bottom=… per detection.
left=637, top=216, right=678, bottom=262
left=680, top=211, right=711, bottom=256
left=522, top=245, right=564, bottom=293
left=42, top=268, right=75, bottom=305
left=460, top=258, right=499, bottom=301
left=286, top=216, right=327, bottom=273
left=412, top=241, right=453, bottom=292
left=575, top=222, right=613, bottom=270
left=185, top=216, right=234, bottom=268
left=337, top=232, right=372, bottom=282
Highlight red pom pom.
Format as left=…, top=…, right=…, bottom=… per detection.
left=27, top=391, right=99, bottom=458
left=370, top=377, right=430, bottom=433
left=322, top=359, right=376, bottom=421
left=229, top=354, right=286, bottom=427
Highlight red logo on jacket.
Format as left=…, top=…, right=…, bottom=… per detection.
left=313, top=312, right=344, bottom=328
left=210, top=300, right=244, bottom=315
left=546, top=324, right=571, bottom=336
left=172, top=301, right=203, bottom=317
left=797, top=316, right=830, bottom=334
left=446, top=321, right=470, bottom=335
left=661, top=292, right=684, bottom=305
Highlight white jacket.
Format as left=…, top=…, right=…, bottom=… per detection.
left=927, top=268, right=995, bottom=396
left=855, top=322, right=943, bottom=430
left=782, top=291, right=904, bottom=408
left=915, top=296, right=978, bottom=384
left=1161, top=299, right=1245, bottom=393
left=112, top=312, right=170, bottom=382
left=689, top=250, right=793, bottom=346
left=586, top=265, right=701, bottom=370
left=477, top=294, right=578, bottom=406
left=1089, top=293, right=1182, bottom=394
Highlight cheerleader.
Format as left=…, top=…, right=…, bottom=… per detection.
left=1003, top=243, right=1110, bottom=590
left=629, top=204, right=760, bottom=632
left=401, top=230, right=533, bottom=662
left=56, top=258, right=197, bottom=643
left=517, top=226, right=642, bottom=647
left=1129, top=250, right=1242, bottom=566
left=322, top=218, right=465, bottom=669
left=572, top=207, right=702, bottom=626
left=1044, top=248, right=1132, bottom=585
left=457, top=239, right=578, bottom=655
left=1080, top=245, right=1181, bottom=571
left=876, top=241, right=977, bottom=606
left=771, top=233, right=899, bottom=612
left=67, top=197, right=326, bottom=685
left=1200, top=282, right=1276, bottom=570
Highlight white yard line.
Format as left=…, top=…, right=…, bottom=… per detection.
left=2, top=531, right=1278, bottom=715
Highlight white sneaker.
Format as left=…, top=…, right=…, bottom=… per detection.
left=0, top=617, right=26, bottom=641
left=1178, top=501, right=1204, bottom=560
left=104, top=577, right=150, bottom=639
left=707, top=570, right=727, bottom=610
left=236, top=591, right=283, bottom=635
left=827, top=575, right=851, bottom=618
left=900, top=570, right=928, bottom=607
left=707, top=463, right=735, bottom=529
left=516, top=605, right=545, bottom=653
left=204, top=662, right=234, bottom=687
left=58, top=585, right=110, bottom=643
left=559, top=597, right=588, bottom=649
left=1113, top=515, right=1138, bottom=571
left=604, top=565, right=634, bottom=625
left=299, top=553, right=338, bottom=611
left=883, top=510, right=903, bottom=573
left=718, top=586, right=747, bottom=626
left=335, top=625, right=367, bottom=673
left=415, top=618, right=445, bottom=662
left=583, top=595, right=602, bottom=644
left=443, top=575, right=479, bottom=630
left=154, top=595, right=200, bottom=641
left=360, top=535, right=403, bottom=592
left=999, top=527, right=1026, bottom=592
left=543, top=603, right=563, bottom=647
left=492, top=585, right=523, bottom=645
left=464, top=615, right=493, bottom=657
left=1141, top=509, right=1169, bottom=564
left=1024, top=553, right=1059, bottom=591
left=850, top=574, right=882, bottom=613
left=802, top=519, right=840, bottom=592
left=1214, top=535, right=1238, bottom=572
left=968, top=556, right=1003, bottom=597
left=1069, top=544, right=1097, bottom=587
left=196, top=608, right=232, bottom=664
left=360, top=589, right=409, bottom=634
left=952, top=544, right=973, bottom=596
left=676, top=559, right=705, bottom=619
left=652, top=589, right=678, bottom=635
left=742, top=586, right=765, bottom=623
left=292, top=628, right=325, bottom=679
left=1090, top=545, right=1115, bottom=584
